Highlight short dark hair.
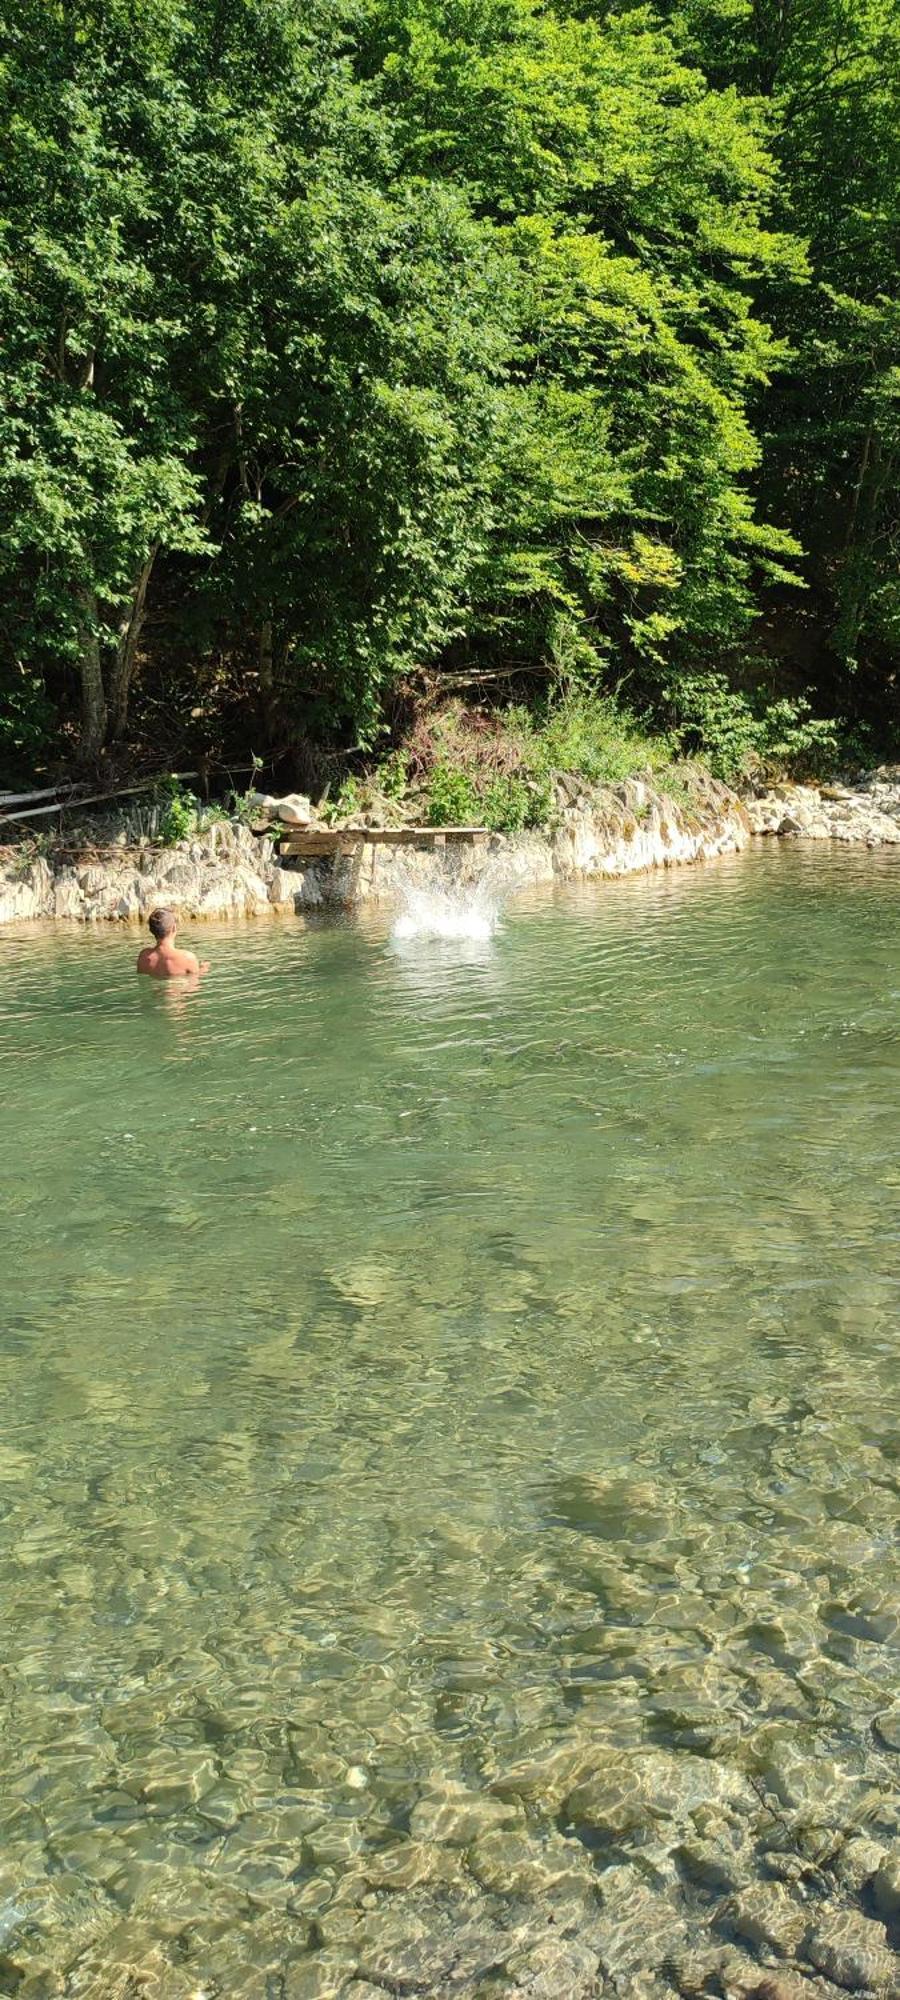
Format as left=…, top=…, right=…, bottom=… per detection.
left=148, top=907, right=177, bottom=941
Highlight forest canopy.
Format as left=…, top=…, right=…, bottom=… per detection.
left=1, top=0, right=898, bottom=780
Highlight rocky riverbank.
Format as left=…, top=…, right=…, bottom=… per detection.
left=3, top=767, right=899, bottom=927
left=0, top=820, right=296, bottom=927
left=747, top=768, right=900, bottom=845
left=0, top=769, right=749, bottom=924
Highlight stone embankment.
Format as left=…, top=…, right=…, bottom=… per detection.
left=2, top=766, right=898, bottom=926
left=298, top=767, right=749, bottom=909
left=0, top=770, right=749, bottom=924
left=0, top=820, right=297, bottom=926
left=747, top=768, right=900, bottom=845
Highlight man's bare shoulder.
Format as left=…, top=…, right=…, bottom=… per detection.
left=136, top=944, right=208, bottom=978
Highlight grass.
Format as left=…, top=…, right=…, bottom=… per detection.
left=510, top=693, right=675, bottom=790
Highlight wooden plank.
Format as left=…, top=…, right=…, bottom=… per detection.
left=276, top=831, right=350, bottom=857
left=277, top=823, right=489, bottom=856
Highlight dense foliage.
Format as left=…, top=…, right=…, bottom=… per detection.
left=1, top=0, right=897, bottom=780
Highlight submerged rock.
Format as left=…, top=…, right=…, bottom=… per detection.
left=874, top=1707, right=900, bottom=1753
left=803, top=1908, right=897, bottom=1992
left=563, top=1748, right=755, bottom=1848
left=871, top=1854, right=900, bottom=1922
left=410, top=1781, right=521, bottom=1848
left=720, top=1882, right=809, bottom=1959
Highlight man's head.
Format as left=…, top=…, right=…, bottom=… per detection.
left=148, top=908, right=177, bottom=942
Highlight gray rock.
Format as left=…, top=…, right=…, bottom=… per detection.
left=564, top=1748, right=753, bottom=1846
left=490, top=1740, right=597, bottom=1812
left=503, top=1934, right=601, bottom=1997
left=720, top=1883, right=808, bottom=1959
left=871, top=1853, right=900, bottom=1922
left=833, top=1835, right=886, bottom=1895
left=362, top=1841, right=436, bottom=1890
left=676, top=1835, right=744, bottom=1896
left=804, top=1908, right=897, bottom=1992
left=467, top=1827, right=589, bottom=1901
left=874, top=1707, right=900, bottom=1752
left=410, top=1780, right=521, bottom=1847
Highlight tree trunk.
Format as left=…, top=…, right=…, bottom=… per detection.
left=843, top=425, right=873, bottom=552
left=76, top=586, right=107, bottom=764
left=108, top=547, right=157, bottom=742
left=835, top=433, right=893, bottom=660
left=257, top=613, right=275, bottom=740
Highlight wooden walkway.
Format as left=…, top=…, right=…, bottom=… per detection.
left=277, top=824, right=489, bottom=859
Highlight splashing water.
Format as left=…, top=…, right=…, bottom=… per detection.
left=390, top=873, right=501, bottom=942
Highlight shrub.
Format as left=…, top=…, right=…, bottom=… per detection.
left=512, top=693, right=672, bottom=788
left=669, top=673, right=837, bottom=781
left=375, top=750, right=409, bottom=799
left=481, top=771, right=553, bottom=831
left=321, top=774, right=362, bottom=824
left=426, top=760, right=479, bottom=825
left=156, top=776, right=201, bottom=845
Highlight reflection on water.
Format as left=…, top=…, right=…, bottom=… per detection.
left=0, top=847, right=898, bottom=1996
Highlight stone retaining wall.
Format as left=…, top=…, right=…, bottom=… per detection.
left=292, top=771, right=749, bottom=908
left=0, top=772, right=749, bottom=925
left=0, top=822, right=296, bottom=926
left=5, top=768, right=899, bottom=930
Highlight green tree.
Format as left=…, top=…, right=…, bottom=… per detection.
left=0, top=0, right=209, bottom=761
left=373, top=0, right=805, bottom=713
left=691, top=0, right=900, bottom=739
left=4, top=0, right=893, bottom=778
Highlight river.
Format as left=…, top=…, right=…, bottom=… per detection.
left=0, top=846, right=897, bottom=1994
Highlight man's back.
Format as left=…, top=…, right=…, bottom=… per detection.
left=136, top=941, right=203, bottom=979
left=136, top=907, right=209, bottom=978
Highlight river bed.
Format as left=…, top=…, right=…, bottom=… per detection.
left=0, top=846, right=897, bottom=1996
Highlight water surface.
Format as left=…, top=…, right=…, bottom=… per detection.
left=0, top=847, right=898, bottom=1995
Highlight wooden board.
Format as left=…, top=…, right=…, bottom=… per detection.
left=277, top=824, right=489, bottom=858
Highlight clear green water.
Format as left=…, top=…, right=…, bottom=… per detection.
left=0, top=847, right=898, bottom=1998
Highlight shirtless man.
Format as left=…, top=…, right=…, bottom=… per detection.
left=136, top=908, right=210, bottom=979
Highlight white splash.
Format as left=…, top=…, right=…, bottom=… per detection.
left=390, top=879, right=499, bottom=944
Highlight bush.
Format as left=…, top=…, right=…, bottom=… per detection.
left=513, top=693, right=672, bottom=788
left=669, top=673, right=837, bottom=781
left=481, top=771, right=553, bottom=832
left=321, top=774, right=362, bottom=824
left=426, top=761, right=480, bottom=825
left=375, top=750, right=409, bottom=799
left=156, top=776, right=202, bottom=845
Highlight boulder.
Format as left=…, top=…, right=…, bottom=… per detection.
left=720, top=1883, right=808, bottom=1958
left=804, top=1909, right=897, bottom=1992
left=275, top=793, right=312, bottom=826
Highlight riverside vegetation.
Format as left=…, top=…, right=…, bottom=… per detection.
left=2, top=0, right=899, bottom=793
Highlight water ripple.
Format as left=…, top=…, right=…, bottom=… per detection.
left=0, top=846, right=898, bottom=1992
